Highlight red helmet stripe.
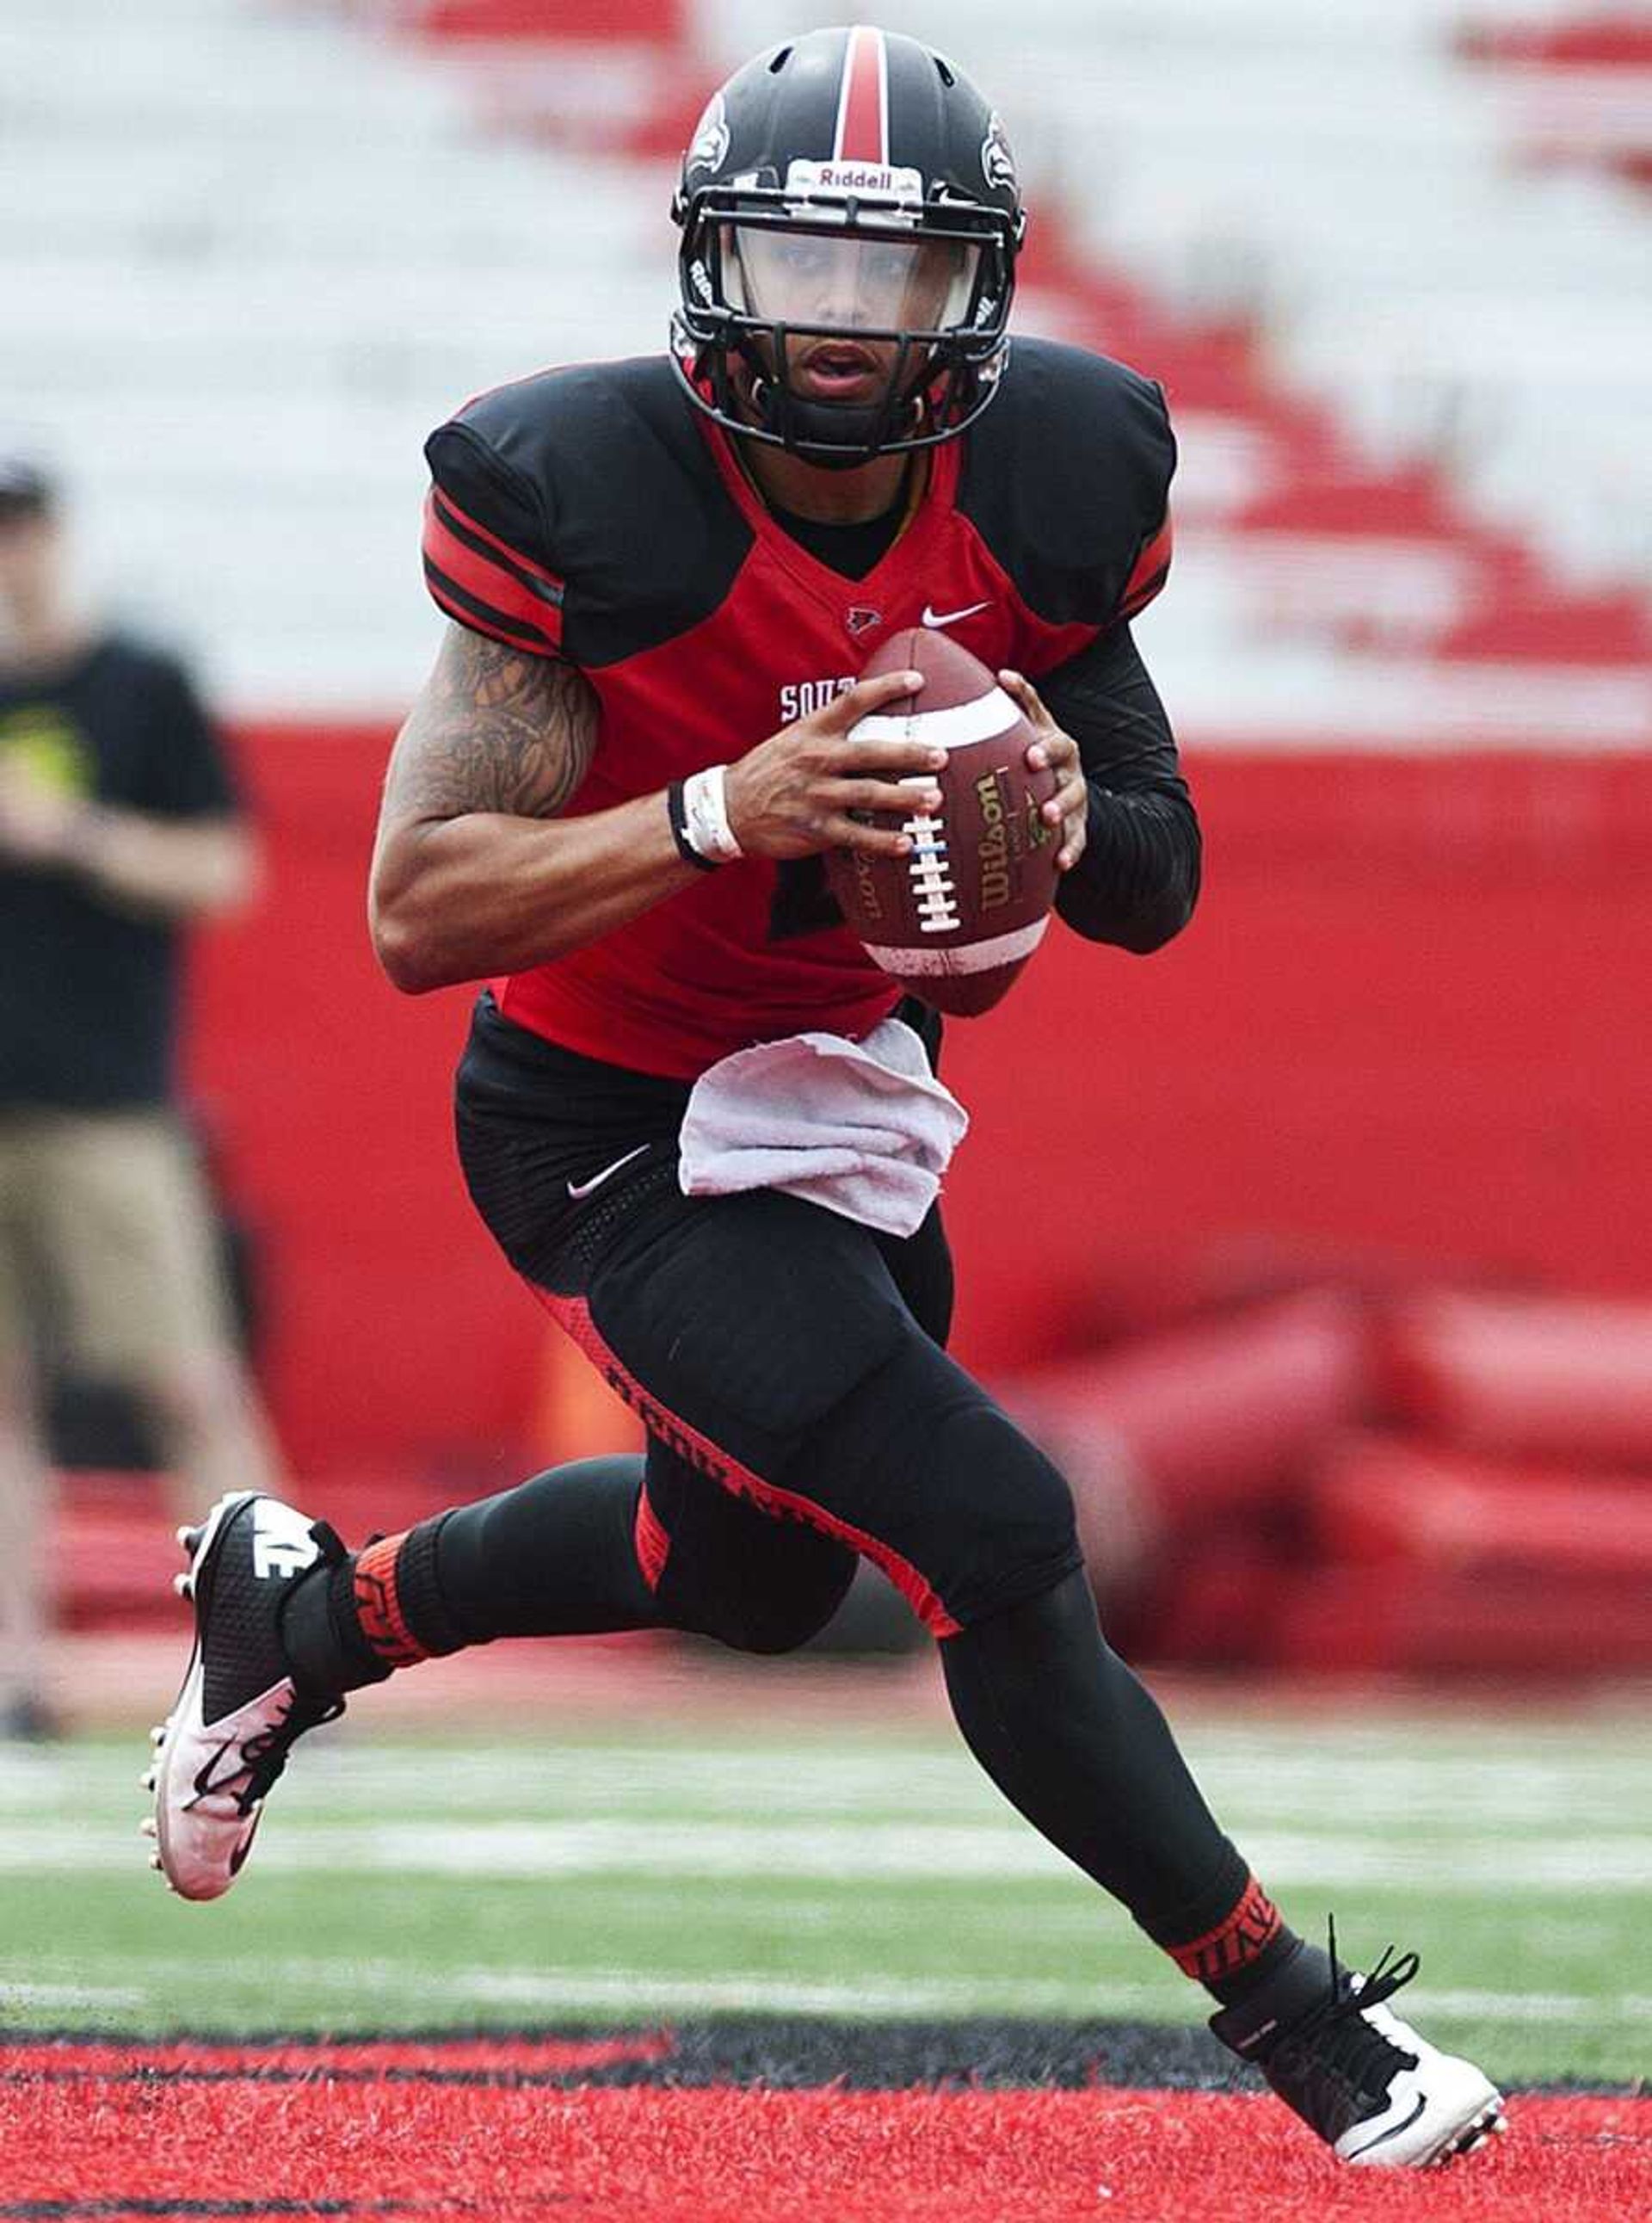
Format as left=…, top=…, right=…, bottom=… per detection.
left=833, top=25, right=889, bottom=164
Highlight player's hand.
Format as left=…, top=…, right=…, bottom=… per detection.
left=724, top=668, right=946, bottom=861
left=1001, top=669, right=1088, bottom=873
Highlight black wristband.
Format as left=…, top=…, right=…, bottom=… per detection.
left=667, top=779, right=719, bottom=871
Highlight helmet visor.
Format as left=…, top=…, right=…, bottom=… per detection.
left=726, top=225, right=981, bottom=334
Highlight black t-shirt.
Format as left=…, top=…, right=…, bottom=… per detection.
left=0, top=633, right=239, bottom=1109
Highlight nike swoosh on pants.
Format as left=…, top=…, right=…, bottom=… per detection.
left=567, top=1143, right=650, bottom=1200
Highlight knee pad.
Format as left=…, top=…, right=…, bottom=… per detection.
left=790, top=1335, right=1084, bottom=1635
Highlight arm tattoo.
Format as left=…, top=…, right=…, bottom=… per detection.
left=383, top=626, right=599, bottom=823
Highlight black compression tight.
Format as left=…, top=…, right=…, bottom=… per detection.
left=939, top=1567, right=1255, bottom=1955
left=284, top=1453, right=1265, bottom=1976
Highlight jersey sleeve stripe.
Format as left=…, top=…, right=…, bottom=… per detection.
left=422, top=494, right=565, bottom=650
left=429, top=486, right=565, bottom=596
left=422, top=558, right=560, bottom=656
left=1119, top=513, right=1173, bottom=620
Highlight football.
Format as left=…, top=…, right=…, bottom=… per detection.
left=825, top=627, right=1061, bottom=1016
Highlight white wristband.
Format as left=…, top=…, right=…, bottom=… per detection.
left=681, top=763, right=743, bottom=863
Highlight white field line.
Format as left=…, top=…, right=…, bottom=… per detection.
left=3, top=1954, right=1647, bottom=2028
left=2, top=1817, right=1649, bottom=1889
left=0, top=1981, right=144, bottom=2009
left=3, top=1743, right=1648, bottom=1831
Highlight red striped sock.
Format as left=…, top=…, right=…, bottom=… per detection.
left=1167, top=1874, right=1285, bottom=1988
left=350, top=1534, right=431, bottom=1670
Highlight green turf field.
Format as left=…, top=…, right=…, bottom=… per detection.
left=3, top=1704, right=1646, bottom=2084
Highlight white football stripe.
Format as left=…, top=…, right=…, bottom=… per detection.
left=866, top=917, right=1048, bottom=973
left=7, top=1815, right=1648, bottom=1888
left=850, top=687, right=1020, bottom=752
left=40, top=1954, right=1650, bottom=2028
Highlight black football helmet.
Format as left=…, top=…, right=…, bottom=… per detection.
left=671, top=26, right=1026, bottom=466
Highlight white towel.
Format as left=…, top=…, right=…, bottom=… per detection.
left=678, top=1018, right=970, bottom=1238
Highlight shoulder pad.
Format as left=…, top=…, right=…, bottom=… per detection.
left=959, top=337, right=1175, bottom=630
left=423, top=359, right=750, bottom=667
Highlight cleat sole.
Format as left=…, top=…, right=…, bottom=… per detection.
left=1431, top=2098, right=1507, bottom=2167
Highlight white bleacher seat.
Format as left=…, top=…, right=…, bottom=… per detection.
left=3, top=0, right=1644, bottom=726
left=703, top=0, right=1650, bottom=596
left=2, top=0, right=675, bottom=709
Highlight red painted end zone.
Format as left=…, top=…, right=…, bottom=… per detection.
left=2, top=2055, right=1646, bottom=2223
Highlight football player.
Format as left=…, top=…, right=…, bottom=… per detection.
left=148, top=27, right=1502, bottom=2169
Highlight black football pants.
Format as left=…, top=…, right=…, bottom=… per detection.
left=430, top=998, right=1253, bottom=1948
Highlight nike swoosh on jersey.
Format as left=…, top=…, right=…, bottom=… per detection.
left=566, top=1143, right=650, bottom=1200
left=921, top=600, right=993, bottom=629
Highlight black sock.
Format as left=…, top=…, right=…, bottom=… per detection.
left=280, top=1454, right=656, bottom=1694
left=940, top=1569, right=1298, bottom=2002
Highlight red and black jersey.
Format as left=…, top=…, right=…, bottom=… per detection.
left=421, top=337, right=1174, bottom=1079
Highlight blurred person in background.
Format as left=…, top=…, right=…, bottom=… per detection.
left=148, top=28, right=1503, bottom=2172
left=0, top=451, right=286, bottom=1740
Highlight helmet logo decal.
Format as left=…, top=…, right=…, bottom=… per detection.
left=786, top=157, right=922, bottom=206
left=981, top=113, right=1017, bottom=195
left=686, top=91, right=730, bottom=181
left=833, top=25, right=890, bottom=165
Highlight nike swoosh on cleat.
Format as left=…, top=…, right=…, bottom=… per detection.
left=188, top=1741, right=245, bottom=1803
left=921, top=600, right=992, bottom=629
left=566, top=1144, right=650, bottom=1200
left=1343, top=2092, right=1427, bottom=2160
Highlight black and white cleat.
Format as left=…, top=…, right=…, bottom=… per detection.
left=1211, top=1933, right=1506, bottom=2169
left=147, top=1493, right=346, bottom=1902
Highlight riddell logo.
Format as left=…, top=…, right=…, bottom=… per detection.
left=786, top=158, right=923, bottom=203
left=818, top=164, right=897, bottom=192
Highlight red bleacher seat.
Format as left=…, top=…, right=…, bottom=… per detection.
left=1000, top=1288, right=1373, bottom=1527
left=1384, top=1292, right=1652, bottom=1468
left=1271, top=1564, right=1652, bottom=1677
left=409, top=1, right=682, bottom=40
left=1314, top=1434, right=1652, bottom=1578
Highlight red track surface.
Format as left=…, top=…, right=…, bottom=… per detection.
left=3, top=2045, right=1647, bottom=2223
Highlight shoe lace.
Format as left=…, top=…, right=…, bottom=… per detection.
left=1274, top=1917, right=1421, bottom=2106
left=236, top=1689, right=345, bottom=1813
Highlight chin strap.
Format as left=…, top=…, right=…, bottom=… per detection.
left=749, top=367, right=928, bottom=468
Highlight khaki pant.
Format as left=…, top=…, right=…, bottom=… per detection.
left=0, top=1109, right=238, bottom=1380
